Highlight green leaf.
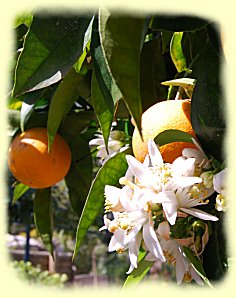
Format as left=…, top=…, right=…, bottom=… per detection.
left=47, top=68, right=89, bottom=150
left=64, top=135, right=93, bottom=217
left=12, top=183, right=30, bottom=203
left=183, top=247, right=214, bottom=288
left=154, top=129, right=194, bottom=146
left=91, top=16, right=122, bottom=149
left=91, top=71, right=114, bottom=150
left=170, top=32, right=191, bottom=73
left=150, top=15, right=210, bottom=32
left=99, top=8, right=149, bottom=135
left=73, top=16, right=94, bottom=74
left=33, top=188, right=53, bottom=256
left=123, top=255, right=154, bottom=288
left=13, top=14, right=93, bottom=96
left=8, top=97, right=23, bottom=110
left=72, top=150, right=129, bottom=263
left=161, top=78, right=196, bottom=98
left=14, top=12, right=33, bottom=28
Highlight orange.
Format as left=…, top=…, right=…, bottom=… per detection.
left=8, top=127, right=71, bottom=188
left=132, top=99, right=197, bottom=163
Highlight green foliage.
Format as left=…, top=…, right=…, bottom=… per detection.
left=11, top=260, right=68, bottom=287
left=13, top=15, right=93, bottom=96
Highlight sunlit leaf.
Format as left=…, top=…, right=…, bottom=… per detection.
left=14, top=12, right=33, bottom=28
left=72, top=150, right=129, bottom=264
left=12, top=182, right=30, bottom=203
left=8, top=97, right=23, bottom=110
left=33, top=188, right=53, bottom=256
left=123, top=254, right=154, bottom=288
left=13, top=14, right=93, bottom=96
left=170, top=32, right=191, bottom=73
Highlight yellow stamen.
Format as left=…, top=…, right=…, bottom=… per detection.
left=119, top=177, right=136, bottom=189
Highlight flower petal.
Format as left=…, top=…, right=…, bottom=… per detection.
left=126, top=233, right=143, bottom=274
left=108, top=229, right=126, bottom=252
left=89, top=137, right=104, bottom=146
left=213, top=168, right=227, bottom=195
left=174, top=176, right=202, bottom=188
left=172, top=156, right=196, bottom=177
left=147, top=139, right=163, bottom=167
left=180, top=207, right=218, bottom=221
left=126, top=155, right=153, bottom=186
left=155, top=191, right=178, bottom=225
left=143, top=220, right=165, bottom=262
left=157, top=221, right=170, bottom=240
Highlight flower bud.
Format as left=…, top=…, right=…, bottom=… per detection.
left=200, top=171, right=214, bottom=188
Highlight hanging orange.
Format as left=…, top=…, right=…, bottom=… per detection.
left=132, top=99, right=197, bottom=163
left=8, top=127, right=72, bottom=188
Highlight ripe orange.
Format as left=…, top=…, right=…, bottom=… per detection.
left=8, top=127, right=72, bottom=188
left=132, top=99, right=197, bottom=163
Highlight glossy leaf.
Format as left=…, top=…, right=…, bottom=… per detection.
left=47, top=68, right=90, bottom=150
left=154, top=129, right=194, bottom=146
left=91, top=72, right=114, bottom=150
left=72, top=150, right=129, bottom=263
left=170, top=32, right=191, bottom=73
left=33, top=188, right=53, bottom=256
left=99, top=8, right=149, bottom=135
left=13, top=182, right=30, bottom=203
left=91, top=16, right=122, bottom=148
left=13, top=15, right=93, bottom=96
left=64, top=135, right=93, bottom=217
left=123, top=255, right=154, bottom=288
